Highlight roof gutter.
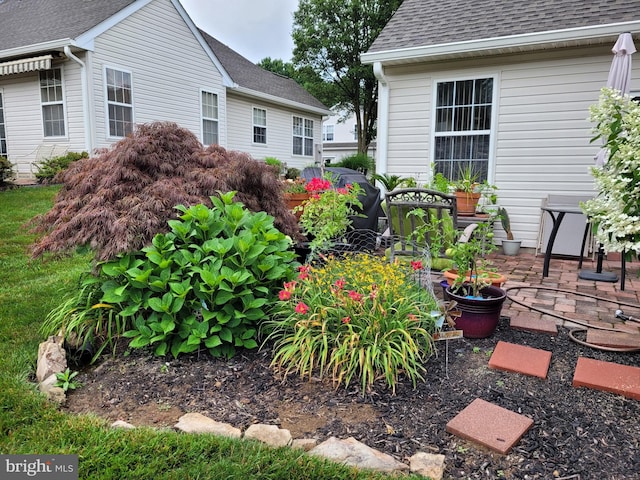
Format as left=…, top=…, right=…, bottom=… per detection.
left=372, top=62, right=389, bottom=190
left=64, top=46, right=93, bottom=154
left=230, top=85, right=332, bottom=116
left=361, top=21, right=640, bottom=64
left=0, top=39, right=75, bottom=59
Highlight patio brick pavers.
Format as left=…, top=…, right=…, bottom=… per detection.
left=441, top=250, right=640, bottom=451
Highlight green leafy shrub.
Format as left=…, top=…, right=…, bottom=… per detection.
left=264, top=253, right=440, bottom=393
left=284, top=167, right=301, bottom=180
left=0, top=156, right=15, bottom=184
left=334, top=153, right=375, bottom=174
left=264, top=157, right=283, bottom=175
left=35, top=151, right=89, bottom=184
left=101, top=192, right=298, bottom=359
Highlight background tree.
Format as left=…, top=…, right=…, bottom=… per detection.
left=292, top=0, right=403, bottom=154
left=258, top=58, right=341, bottom=109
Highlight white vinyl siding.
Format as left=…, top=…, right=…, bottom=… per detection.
left=201, top=90, right=218, bottom=145
left=40, top=69, right=66, bottom=137
left=226, top=94, right=323, bottom=168
left=105, top=67, right=133, bottom=138
left=253, top=107, right=267, bottom=144
left=0, top=92, right=6, bottom=156
left=293, top=116, right=314, bottom=156
left=90, top=0, right=226, bottom=149
left=378, top=45, right=638, bottom=248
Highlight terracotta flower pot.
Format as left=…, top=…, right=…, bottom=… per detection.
left=284, top=192, right=310, bottom=219
left=446, top=284, right=507, bottom=338
left=455, top=190, right=481, bottom=216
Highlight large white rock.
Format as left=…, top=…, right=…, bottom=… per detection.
left=36, top=336, right=67, bottom=383
left=174, top=413, right=241, bottom=438
left=244, top=424, right=292, bottom=447
left=409, top=452, right=446, bottom=480
left=309, top=437, right=409, bottom=473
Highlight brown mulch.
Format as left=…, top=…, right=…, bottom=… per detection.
left=62, top=313, right=640, bottom=480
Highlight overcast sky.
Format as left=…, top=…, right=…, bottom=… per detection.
left=179, top=0, right=299, bottom=64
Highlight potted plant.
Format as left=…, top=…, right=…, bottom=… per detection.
left=283, top=177, right=310, bottom=219
left=452, top=165, right=481, bottom=216
left=442, top=222, right=507, bottom=338
left=498, top=207, right=521, bottom=255
left=296, top=176, right=363, bottom=252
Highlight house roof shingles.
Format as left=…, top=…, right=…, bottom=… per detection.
left=368, top=0, right=640, bottom=53
left=199, top=29, right=328, bottom=111
left=0, top=0, right=137, bottom=54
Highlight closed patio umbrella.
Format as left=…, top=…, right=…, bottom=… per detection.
left=581, top=32, right=636, bottom=285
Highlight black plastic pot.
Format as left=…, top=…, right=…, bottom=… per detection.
left=445, top=284, right=507, bottom=338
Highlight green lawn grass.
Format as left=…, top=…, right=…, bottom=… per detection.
left=0, top=186, right=416, bottom=479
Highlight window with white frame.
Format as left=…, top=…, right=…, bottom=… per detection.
left=322, top=124, right=334, bottom=142
left=253, top=107, right=266, bottom=144
left=201, top=91, right=219, bottom=145
left=293, top=116, right=314, bottom=156
left=40, top=69, right=66, bottom=137
left=0, top=92, right=6, bottom=156
left=433, top=77, right=493, bottom=182
left=106, top=68, right=133, bottom=138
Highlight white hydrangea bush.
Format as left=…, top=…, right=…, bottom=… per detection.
left=582, top=87, right=640, bottom=257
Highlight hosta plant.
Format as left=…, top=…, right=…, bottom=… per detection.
left=99, top=192, right=298, bottom=359
left=264, top=253, right=441, bottom=393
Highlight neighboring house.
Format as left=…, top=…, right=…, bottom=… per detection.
left=361, top=0, right=640, bottom=250
left=0, top=0, right=330, bottom=181
left=322, top=110, right=377, bottom=165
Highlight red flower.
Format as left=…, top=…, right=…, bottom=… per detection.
left=305, top=177, right=331, bottom=193
left=348, top=290, right=363, bottom=302
left=408, top=314, right=418, bottom=322
left=283, top=281, right=297, bottom=292
left=410, top=260, right=423, bottom=271
left=279, top=290, right=291, bottom=301
left=295, top=302, right=309, bottom=314
left=297, top=265, right=310, bottom=281
left=342, top=316, right=351, bottom=324
left=337, top=188, right=348, bottom=195
left=334, top=278, right=346, bottom=289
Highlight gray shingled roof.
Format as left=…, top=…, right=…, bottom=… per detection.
left=0, top=0, right=137, bottom=54
left=369, top=0, right=640, bottom=53
left=199, top=29, right=329, bottom=111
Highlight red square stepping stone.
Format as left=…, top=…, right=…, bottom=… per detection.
left=446, top=398, right=534, bottom=454
left=510, top=313, right=558, bottom=335
left=488, top=341, right=552, bottom=379
left=586, top=329, right=640, bottom=349
left=573, top=357, right=640, bottom=400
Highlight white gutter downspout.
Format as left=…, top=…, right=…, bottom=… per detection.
left=373, top=62, right=389, bottom=191
left=64, top=46, right=93, bottom=154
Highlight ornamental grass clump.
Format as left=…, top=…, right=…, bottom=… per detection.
left=264, top=253, right=441, bottom=393
left=582, top=87, right=640, bottom=259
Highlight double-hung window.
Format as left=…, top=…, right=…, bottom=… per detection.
left=106, top=68, right=133, bottom=138
left=40, top=69, right=66, bottom=137
left=433, top=77, right=494, bottom=182
left=253, top=107, right=266, bottom=144
left=293, top=116, right=314, bottom=156
left=322, top=124, right=334, bottom=142
left=0, top=92, right=6, bottom=156
left=201, top=91, right=219, bottom=145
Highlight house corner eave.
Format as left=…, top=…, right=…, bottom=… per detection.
left=361, top=21, right=640, bottom=65
left=229, top=85, right=331, bottom=116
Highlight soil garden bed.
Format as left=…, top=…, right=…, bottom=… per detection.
left=62, top=316, right=640, bottom=480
